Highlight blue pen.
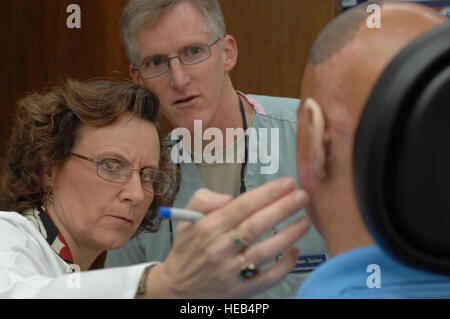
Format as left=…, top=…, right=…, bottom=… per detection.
left=157, top=207, right=204, bottom=222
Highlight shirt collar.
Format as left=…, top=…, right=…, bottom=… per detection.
left=23, top=206, right=74, bottom=265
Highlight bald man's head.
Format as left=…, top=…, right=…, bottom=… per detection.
left=301, top=1, right=447, bottom=123
left=296, top=1, right=447, bottom=253
left=308, top=0, right=383, bottom=65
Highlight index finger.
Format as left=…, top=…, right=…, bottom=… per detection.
left=204, top=177, right=296, bottom=231
left=185, top=188, right=234, bottom=214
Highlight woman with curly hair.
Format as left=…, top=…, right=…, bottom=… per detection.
left=0, top=79, right=310, bottom=298
left=0, top=79, right=176, bottom=297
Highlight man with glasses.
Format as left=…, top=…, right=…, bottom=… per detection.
left=105, top=0, right=327, bottom=298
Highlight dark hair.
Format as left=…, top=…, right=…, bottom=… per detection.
left=0, top=78, right=176, bottom=232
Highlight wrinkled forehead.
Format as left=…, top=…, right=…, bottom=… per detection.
left=138, top=2, right=211, bottom=38
left=74, top=114, right=159, bottom=157
left=134, top=2, right=213, bottom=58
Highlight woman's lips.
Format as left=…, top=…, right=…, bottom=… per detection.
left=111, top=216, right=133, bottom=224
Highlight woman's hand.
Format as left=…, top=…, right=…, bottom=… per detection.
left=144, top=177, right=310, bottom=298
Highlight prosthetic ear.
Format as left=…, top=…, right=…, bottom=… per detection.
left=354, top=22, right=450, bottom=274
left=304, top=98, right=328, bottom=179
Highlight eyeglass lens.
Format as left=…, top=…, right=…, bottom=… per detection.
left=97, top=158, right=170, bottom=195
left=138, top=41, right=217, bottom=79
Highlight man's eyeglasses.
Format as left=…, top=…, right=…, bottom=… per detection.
left=70, top=153, right=173, bottom=195
left=134, top=38, right=222, bottom=79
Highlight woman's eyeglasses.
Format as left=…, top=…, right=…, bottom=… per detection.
left=70, top=153, right=173, bottom=195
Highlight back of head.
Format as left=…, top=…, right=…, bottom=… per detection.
left=302, top=0, right=447, bottom=124
left=296, top=0, right=447, bottom=256
left=121, top=0, right=226, bottom=64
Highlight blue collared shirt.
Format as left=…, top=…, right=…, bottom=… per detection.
left=296, top=245, right=450, bottom=299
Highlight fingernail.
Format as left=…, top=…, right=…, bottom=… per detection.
left=281, top=177, right=295, bottom=189
left=295, top=190, right=309, bottom=204
left=217, top=194, right=233, bottom=205
left=297, top=217, right=310, bottom=229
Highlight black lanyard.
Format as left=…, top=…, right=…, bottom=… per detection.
left=238, top=95, right=248, bottom=194
left=169, top=94, right=249, bottom=247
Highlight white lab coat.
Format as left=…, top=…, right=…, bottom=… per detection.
left=0, top=211, right=158, bottom=298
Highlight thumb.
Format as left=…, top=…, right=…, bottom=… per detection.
left=185, top=188, right=233, bottom=215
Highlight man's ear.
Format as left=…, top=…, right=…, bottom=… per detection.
left=221, top=35, right=238, bottom=72
left=303, top=98, right=329, bottom=179
left=129, top=62, right=143, bottom=85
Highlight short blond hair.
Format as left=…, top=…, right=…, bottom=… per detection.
left=121, top=0, right=226, bottom=64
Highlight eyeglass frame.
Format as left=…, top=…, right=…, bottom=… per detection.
left=133, top=38, right=223, bottom=79
left=69, top=152, right=173, bottom=195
